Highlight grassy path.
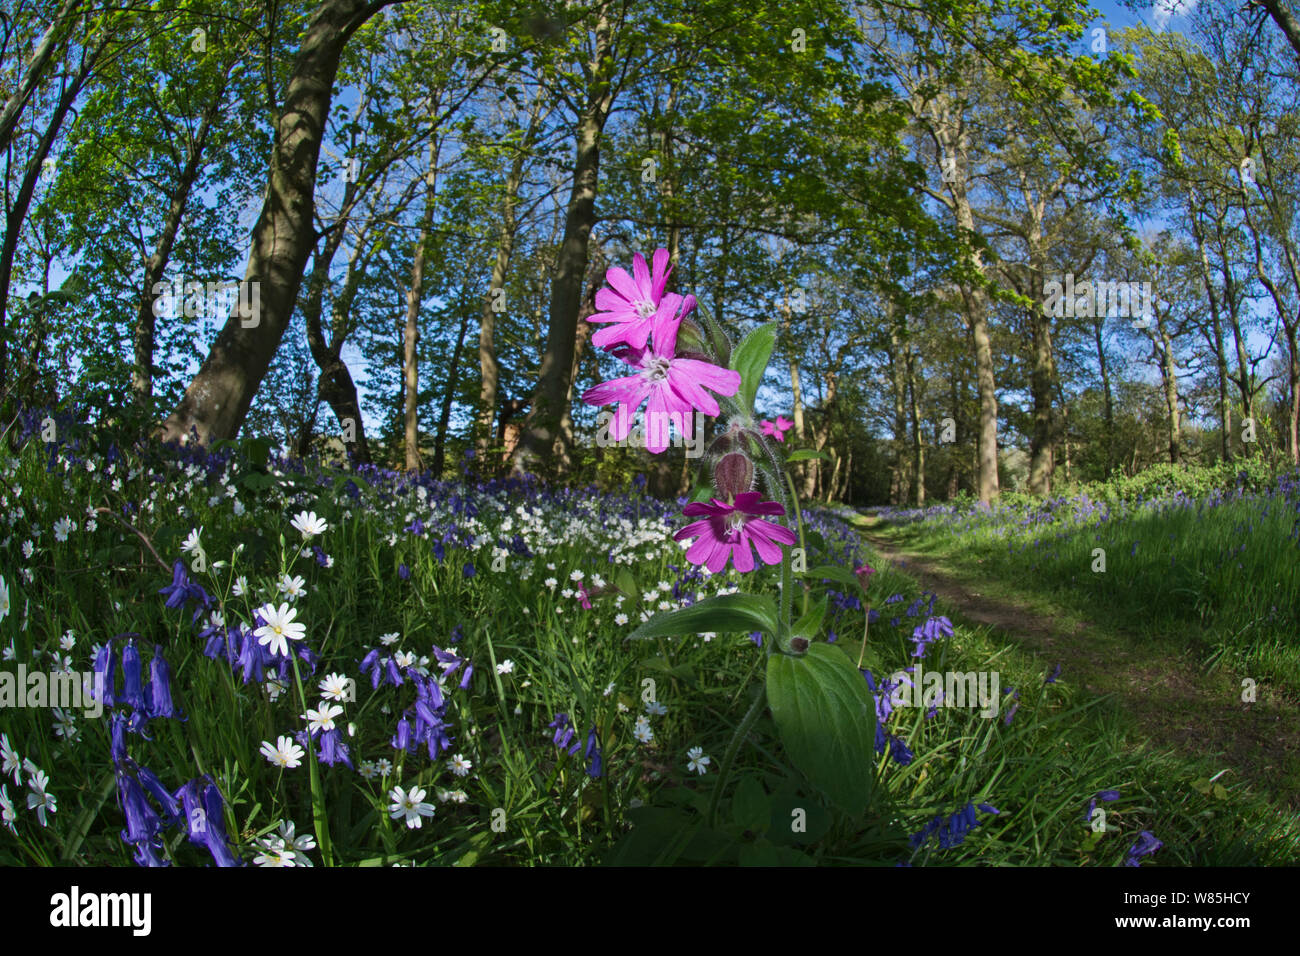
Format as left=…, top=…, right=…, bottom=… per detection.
left=847, top=513, right=1300, bottom=811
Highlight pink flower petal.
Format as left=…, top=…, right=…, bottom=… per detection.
left=582, top=373, right=649, bottom=411
left=731, top=537, right=756, bottom=573
left=632, top=252, right=651, bottom=297
left=651, top=248, right=672, bottom=300
left=672, top=358, right=741, bottom=397
left=605, top=266, right=639, bottom=302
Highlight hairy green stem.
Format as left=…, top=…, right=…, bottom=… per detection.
left=783, top=468, right=809, bottom=619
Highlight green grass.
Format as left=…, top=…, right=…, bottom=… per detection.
left=1, top=432, right=1296, bottom=866
left=867, top=486, right=1300, bottom=691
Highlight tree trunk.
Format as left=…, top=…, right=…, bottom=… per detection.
left=0, top=0, right=82, bottom=157
left=1215, top=224, right=1255, bottom=454
left=300, top=236, right=375, bottom=464
left=907, top=346, right=925, bottom=506
left=1260, top=0, right=1300, bottom=63
left=1092, top=315, right=1113, bottom=474
left=946, top=370, right=961, bottom=498
left=403, top=136, right=441, bottom=471
left=157, top=0, right=393, bottom=445
left=432, top=305, right=472, bottom=476
left=887, top=321, right=908, bottom=505
left=513, top=10, right=614, bottom=476
left=1153, top=302, right=1181, bottom=465
left=133, top=99, right=222, bottom=406
left=474, top=98, right=540, bottom=467
left=0, top=44, right=95, bottom=390
left=1027, top=296, right=1057, bottom=496
left=1191, top=219, right=1231, bottom=460
left=965, top=285, right=999, bottom=503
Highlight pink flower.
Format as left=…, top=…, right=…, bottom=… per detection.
left=587, top=248, right=677, bottom=350
left=583, top=296, right=741, bottom=454
left=760, top=416, right=795, bottom=443
left=673, top=491, right=797, bottom=574
left=854, top=564, right=874, bottom=592
left=576, top=584, right=592, bottom=610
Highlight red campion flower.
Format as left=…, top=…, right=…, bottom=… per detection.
left=673, top=492, right=796, bottom=574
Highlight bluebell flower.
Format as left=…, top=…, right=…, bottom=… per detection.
left=117, top=770, right=162, bottom=844
left=317, top=728, right=353, bottom=768
left=110, top=711, right=128, bottom=764
left=548, top=713, right=579, bottom=754
left=236, top=627, right=269, bottom=684
left=158, top=562, right=191, bottom=610
left=585, top=726, right=603, bottom=778
left=393, top=716, right=413, bottom=751
left=120, top=641, right=146, bottom=711
left=1045, top=663, right=1062, bottom=684
left=93, top=641, right=117, bottom=708
left=463, top=562, right=476, bottom=578
left=131, top=837, right=169, bottom=867
left=1125, top=830, right=1162, bottom=867
left=200, top=782, right=242, bottom=867
left=296, top=641, right=319, bottom=673
left=910, top=801, right=998, bottom=852
left=145, top=645, right=178, bottom=719
left=135, top=765, right=181, bottom=824
left=398, top=563, right=410, bottom=580
left=889, top=735, right=914, bottom=765
left=360, top=648, right=383, bottom=688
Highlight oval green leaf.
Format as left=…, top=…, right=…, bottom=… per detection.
left=766, top=643, right=877, bottom=816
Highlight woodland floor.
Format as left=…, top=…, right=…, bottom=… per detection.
left=850, top=514, right=1300, bottom=811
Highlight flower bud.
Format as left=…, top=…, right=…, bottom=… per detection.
left=675, top=317, right=710, bottom=360
left=713, top=452, right=754, bottom=499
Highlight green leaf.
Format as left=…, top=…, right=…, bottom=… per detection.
left=606, top=807, right=699, bottom=865
left=729, top=322, right=777, bottom=412
left=731, top=776, right=770, bottom=833
left=615, top=569, right=639, bottom=599
left=786, top=448, right=830, bottom=462
left=627, top=593, right=778, bottom=640
left=791, top=594, right=829, bottom=640
left=766, top=643, right=877, bottom=816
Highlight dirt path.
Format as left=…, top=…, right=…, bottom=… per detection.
left=854, top=519, right=1300, bottom=808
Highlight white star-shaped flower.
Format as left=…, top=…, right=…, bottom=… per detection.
left=260, top=736, right=305, bottom=769
left=318, top=673, right=352, bottom=701
left=253, top=603, right=306, bottom=658
left=686, top=746, right=711, bottom=775
left=305, top=703, right=343, bottom=736
left=388, top=785, right=435, bottom=829
left=290, top=511, right=328, bottom=538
